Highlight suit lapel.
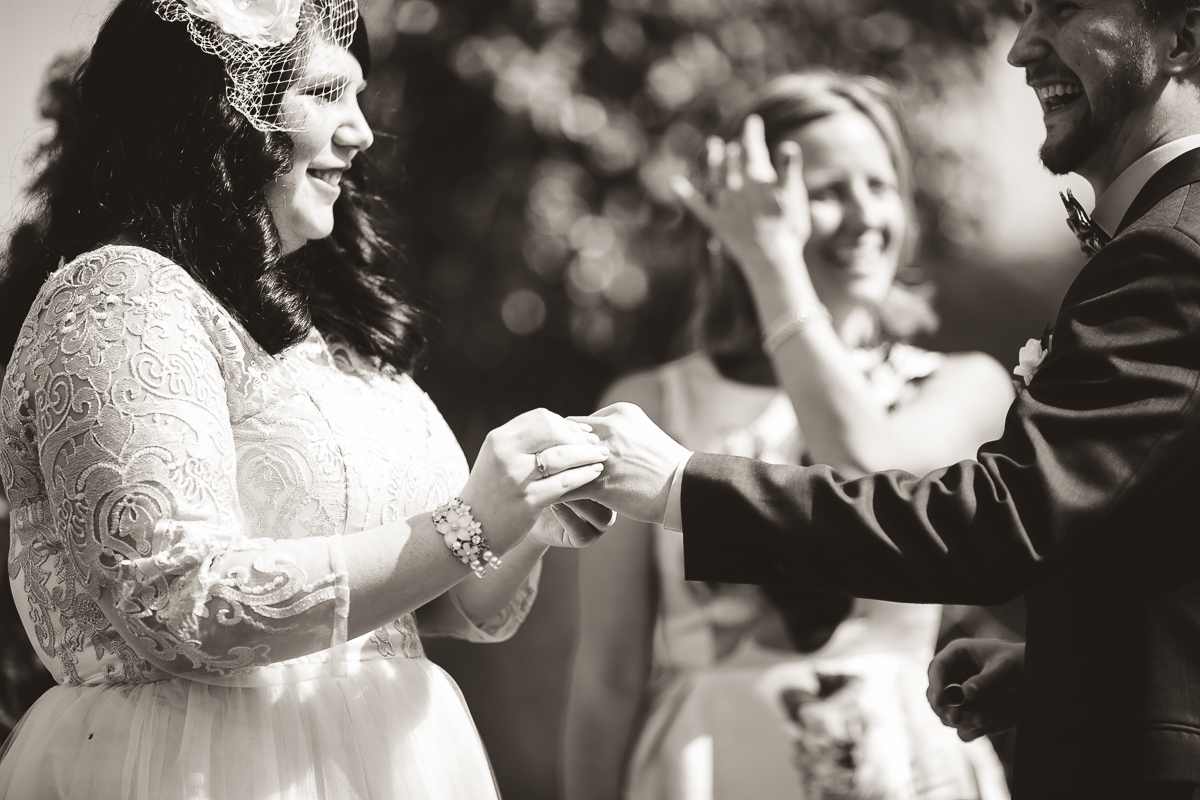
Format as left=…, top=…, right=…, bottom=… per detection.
left=1117, top=147, right=1200, bottom=234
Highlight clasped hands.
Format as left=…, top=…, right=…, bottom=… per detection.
left=456, top=403, right=691, bottom=558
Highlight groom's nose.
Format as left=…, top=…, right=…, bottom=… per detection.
left=1007, top=10, right=1048, bottom=70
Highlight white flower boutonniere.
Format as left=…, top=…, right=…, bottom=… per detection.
left=182, top=0, right=303, bottom=47
left=1013, top=331, right=1052, bottom=386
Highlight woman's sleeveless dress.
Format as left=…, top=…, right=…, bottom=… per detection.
left=625, top=353, right=1009, bottom=800
left=0, top=245, right=536, bottom=799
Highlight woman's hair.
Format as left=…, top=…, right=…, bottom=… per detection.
left=691, top=71, right=937, bottom=361
left=0, top=0, right=426, bottom=372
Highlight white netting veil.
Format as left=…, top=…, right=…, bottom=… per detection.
left=153, top=0, right=359, bottom=133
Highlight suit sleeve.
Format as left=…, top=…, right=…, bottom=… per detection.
left=682, top=227, right=1200, bottom=605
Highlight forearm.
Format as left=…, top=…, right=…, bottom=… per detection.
left=341, top=514, right=484, bottom=640
left=746, top=262, right=919, bottom=475
left=110, top=513, right=499, bottom=677
left=748, top=259, right=1009, bottom=475
left=771, top=320, right=895, bottom=475
left=681, top=452, right=1038, bottom=606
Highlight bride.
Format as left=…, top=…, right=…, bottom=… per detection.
left=0, top=1, right=611, bottom=797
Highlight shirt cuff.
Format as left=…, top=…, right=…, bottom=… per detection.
left=662, top=451, right=693, bottom=532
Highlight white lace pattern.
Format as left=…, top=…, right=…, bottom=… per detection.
left=0, top=245, right=536, bottom=687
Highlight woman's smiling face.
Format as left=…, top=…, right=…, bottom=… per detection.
left=265, top=36, right=373, bottom=254
left=785, top=110, right=907, bottom=318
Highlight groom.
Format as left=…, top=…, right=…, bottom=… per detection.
left=575, top=2, right=1200, bottom=797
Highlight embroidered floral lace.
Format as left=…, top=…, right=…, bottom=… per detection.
left=0, top=245, right=537, bottom=686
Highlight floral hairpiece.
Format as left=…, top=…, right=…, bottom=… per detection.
left=177, top=0, right=304, bottom=47
left=153, top=0, right=358, bottom=132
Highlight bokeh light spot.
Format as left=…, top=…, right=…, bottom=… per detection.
left=501, top=289, right=548, bottom=335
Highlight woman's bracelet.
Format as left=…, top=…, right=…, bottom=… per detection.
left=432, top=498, right=502, bottom=579
left=761, top=304, right=832, bottom=355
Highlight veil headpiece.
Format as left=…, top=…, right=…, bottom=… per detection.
left=152, top=0, right=359, bottom=132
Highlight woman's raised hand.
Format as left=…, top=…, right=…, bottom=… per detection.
left=459, top=408, right=610, bottom=552
left=671, top=114, right=809, bottom=284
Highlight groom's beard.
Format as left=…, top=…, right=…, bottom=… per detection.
left=1040, top=66, right=1147, bottom=176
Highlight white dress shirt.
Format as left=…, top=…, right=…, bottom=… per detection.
left=1091, top=133, right=1200, bottom=235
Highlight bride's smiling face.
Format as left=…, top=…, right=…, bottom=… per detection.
left=266, top=37, right=373, bottom=254
left=784, top=110, right=907, bottom=318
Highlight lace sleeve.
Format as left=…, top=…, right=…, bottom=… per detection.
left=12, top=248, right=350, bottom=678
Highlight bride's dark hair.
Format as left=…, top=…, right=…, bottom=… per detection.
left=0, top=0, right=426, bottom=371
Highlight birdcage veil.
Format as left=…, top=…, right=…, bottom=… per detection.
left=152, top=0, right=358, bottom=132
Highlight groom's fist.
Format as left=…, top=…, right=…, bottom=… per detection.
left=927, top=638, right=1024, bottom=741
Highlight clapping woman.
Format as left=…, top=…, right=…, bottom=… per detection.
left=0, top=1, right=609, bottom=797
left=565, top=73, right=1014, bottom=800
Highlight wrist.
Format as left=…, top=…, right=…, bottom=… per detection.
left=432, top=497, right=503, bottom=579
left=457, top=479, right=524, bottom=553
left=507, top=535, right=551, bottom=562
left=760, top=303, right=832, bottom=355
left=745, top=267, right=820, bottom=325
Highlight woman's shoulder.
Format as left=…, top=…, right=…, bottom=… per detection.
left=911, top=348, right=1016, bottom=419
left=14, top=244, right=234, bottom=365
left=45, top=244, right=199, bottom=305
left=931, top=349, right=1013, bottom=388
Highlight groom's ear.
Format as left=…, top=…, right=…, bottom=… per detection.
left=1164, top=9, right=1200, bottom=78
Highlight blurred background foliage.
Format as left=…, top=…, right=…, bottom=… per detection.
left=363, top=0, right=1029, bottom=456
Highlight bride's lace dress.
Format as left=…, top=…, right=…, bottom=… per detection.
left=0, top=245, right=533, bottom=799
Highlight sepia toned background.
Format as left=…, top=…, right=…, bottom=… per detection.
left=2, top=1, right=1090, bottom=797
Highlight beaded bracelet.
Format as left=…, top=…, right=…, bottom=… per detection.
left=432, top=498, right=502, bottom=579
left=761, top=304, right=832, bottom=355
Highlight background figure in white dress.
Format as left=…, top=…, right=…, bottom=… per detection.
left=0, top=1, right=614, bottom=798
left=564, top=72, right=1015, bottom=800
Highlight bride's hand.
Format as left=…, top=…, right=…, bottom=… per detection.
left=460, top=409, right=609, bottom=552
left=527, top=500, right=618, bottom=549
left=672, top=114, right=812, bottom=296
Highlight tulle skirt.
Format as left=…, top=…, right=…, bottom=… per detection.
left=0, top=657, right=498, bottom=800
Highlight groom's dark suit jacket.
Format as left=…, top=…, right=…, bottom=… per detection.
left=681, top=149, right=1200, bottom=799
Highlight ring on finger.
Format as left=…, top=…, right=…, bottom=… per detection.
left=534, top=450, right=549, bottom=478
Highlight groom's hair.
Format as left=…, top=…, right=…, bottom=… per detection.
left=1137, top=0, right=1200, bottom=22
left=0, top=0, right=429, bottom=374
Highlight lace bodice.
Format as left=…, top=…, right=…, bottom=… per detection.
left=0, top=245, right=536, bottom=687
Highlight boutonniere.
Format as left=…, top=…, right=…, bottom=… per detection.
left=1013, top=325, right=1053, bottom=387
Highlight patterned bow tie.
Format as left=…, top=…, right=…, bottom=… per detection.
left=1061, top=189, right=1112, bottom=258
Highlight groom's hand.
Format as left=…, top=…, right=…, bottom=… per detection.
left=563, top=403, right=690, bottom=525
left=927, top=638, right=1025, bottom=741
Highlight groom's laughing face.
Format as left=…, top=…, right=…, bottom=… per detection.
left=1008, top=0, right=1160, bottom=176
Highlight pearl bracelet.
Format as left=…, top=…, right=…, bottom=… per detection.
left=761, top=304, right=832, bottom=355
left=432, top=498, right=502, bottom=579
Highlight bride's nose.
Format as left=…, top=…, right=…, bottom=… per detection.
left=334, top=104, right=374, bottom=154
